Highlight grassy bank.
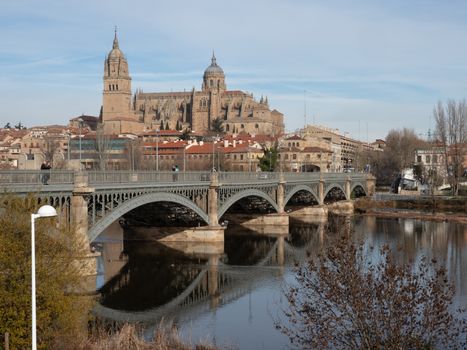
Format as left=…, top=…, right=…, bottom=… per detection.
left=72, top=323, right=223, bottom=350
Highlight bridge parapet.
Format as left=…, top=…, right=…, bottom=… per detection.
left=0, top=169, right=74, bottom=185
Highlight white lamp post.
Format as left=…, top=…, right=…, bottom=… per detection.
left=77, top=118, right=84, bottom=170
left=31, top=205, right=57, bottom=350
left=156, top=128, right=160, bottom=172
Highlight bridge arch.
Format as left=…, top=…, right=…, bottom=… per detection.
left=88, top=192, right=209, bottom=242
left=323, top=183, right=348, bottom=201
left=218, top=189, right=280, bottom=219
left=350, top=182, right=367, bottom=196
left=284, top=184, right=319, bottom=206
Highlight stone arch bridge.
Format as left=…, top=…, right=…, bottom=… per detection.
left=0, top=170, right=375, bottom=245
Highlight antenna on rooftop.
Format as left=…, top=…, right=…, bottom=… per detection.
left=303, top=90, right=307, bottom=127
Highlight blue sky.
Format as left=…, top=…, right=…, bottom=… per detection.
left=1, top=0, right=467, bottom=140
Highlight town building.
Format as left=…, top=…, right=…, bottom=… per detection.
left=278, top=135, right=333, bottom=172
left=301, top=124, right=370, bottom=170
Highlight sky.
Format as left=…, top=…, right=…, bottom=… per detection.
left=1, top=0, right=467, bottom=141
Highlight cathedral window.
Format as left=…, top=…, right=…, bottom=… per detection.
left=255, top=124, right=259, bottom=129
left=226, top=124, right=230, bottom=132
left=241, top=124, right=244, bottom=129
left=116, top=84, right=118, bottom=91
left=210, top=79, right=213, bottom=87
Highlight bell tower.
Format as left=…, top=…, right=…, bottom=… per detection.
left=102, top=30, right=132, bottom=121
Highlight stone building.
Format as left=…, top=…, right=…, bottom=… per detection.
left=101, top=32, right=285, bottom=136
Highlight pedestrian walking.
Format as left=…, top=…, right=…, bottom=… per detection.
left=41, top=161, right=51, bottom=184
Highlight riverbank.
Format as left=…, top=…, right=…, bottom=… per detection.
left=355, top=196, right=467, bottom=224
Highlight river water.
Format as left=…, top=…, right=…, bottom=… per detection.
left=93, top=216, right=467, bottom=349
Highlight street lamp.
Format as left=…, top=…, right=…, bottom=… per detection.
left=212, top=134, right=219, bottom=171
left=156, top=128, right=160, bottom=172
left=31, top=205, right=57, bottom=350
left=66, top=132, right=71, bottom=166
left=77, top=118, right=83, bottom=169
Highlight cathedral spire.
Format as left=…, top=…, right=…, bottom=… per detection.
left=113, top=26, right=119, bottom=49
left=211, top=51, right=217, bottom=66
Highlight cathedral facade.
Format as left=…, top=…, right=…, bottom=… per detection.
left=102, top=32, right=285, bottom=136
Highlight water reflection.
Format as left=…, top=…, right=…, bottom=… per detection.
left=93, top=216, right=466, bottom=349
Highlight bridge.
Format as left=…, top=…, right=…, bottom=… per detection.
left=0, top=170, right=375, bottom=245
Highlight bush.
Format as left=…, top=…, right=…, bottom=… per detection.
left=277, top=221, right=466, bottom=349
left=77, top=322, right=222, bottom=350
left=0, top=195, right=92, bottom=349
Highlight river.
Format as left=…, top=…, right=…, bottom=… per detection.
left=93, top=215, right=467, bottom=349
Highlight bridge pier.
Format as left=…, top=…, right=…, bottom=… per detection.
left=208, top=172, right=219, bottom=226
left=289, top=206, right=328, bottom=223
left=366, top=175, right=376, bottom=195
left=71, top=171, right=99, bottom=280
left=319, top=175, right=325, bottom=205
left=345, top=176, right=351, bottom=200
left=277, top=173, right=285, bottom=213
left=223, top=213, right=289, bottom=235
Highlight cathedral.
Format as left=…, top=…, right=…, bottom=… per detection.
left=101, top=32, right=285, bottom=136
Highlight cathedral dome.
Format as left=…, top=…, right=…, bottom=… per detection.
left=204, top=52, right=224, bottom=76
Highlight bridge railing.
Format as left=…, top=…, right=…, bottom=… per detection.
left=217, top=171, right=280, bottom=183
left=0, top=170, right=369, bottom=186
left=0, top=170, right=74, bottom=185
left=87, top=171, right=214, bottom=184
left=283, top=172, right=321, bottom=182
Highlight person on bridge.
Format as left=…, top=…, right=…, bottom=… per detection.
left=40, top=161, right=51, bottom=185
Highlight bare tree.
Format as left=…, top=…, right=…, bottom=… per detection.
left=95, top=125, right=110, bottom=171
left=433, top=100, right=467, bottom=195
left=42, top=135, right=61, bottom=166
left=353, top=129, right=425, bottom=185
left=124, top=139, right=143, bottom=170
left=277, top=222, right=466, bottom=349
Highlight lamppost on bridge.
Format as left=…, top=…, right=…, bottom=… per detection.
left=77, top=118, right=84, bottom=170
left=156, top=128, right=160, bottom=171
left=212, top=134, right=219, bottom=171
left=31, top=205, right=57, bottom=350
left=66, top=131, right=71, bottom=167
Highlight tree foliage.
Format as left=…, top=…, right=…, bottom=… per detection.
left=14, top=122, right=26, bottom=129
left=211, top=117, right=224, bottom=133
left=355, top=128, right=426, bottom=185
left=258, top=145, right=278, bottom=171
left=0, top=195, right=92, bottom=349
left=277, top=222, right=466, bottom=349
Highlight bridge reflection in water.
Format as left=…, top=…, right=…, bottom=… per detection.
left=93, top=220, right=326, bottom=324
